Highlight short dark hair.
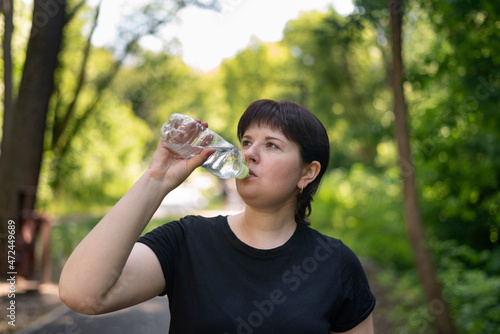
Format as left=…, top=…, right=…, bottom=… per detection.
left=237, top=99, right=330, bottom=225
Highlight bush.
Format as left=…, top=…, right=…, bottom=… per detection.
left=312, top=164, right=413, bottom=269
left=432, top=240, right=500, bottom=333
left=378, top=239, right=500, bottom=334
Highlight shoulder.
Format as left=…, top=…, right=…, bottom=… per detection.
left=299, top=224, right=344, bottom=254
left=152, top=214, right=225, bottom=232
left=300, top=225, right=363, bottom=269
left=139, top=215, right=226, bottom=245
left=177, top=214, right=227, bottom=233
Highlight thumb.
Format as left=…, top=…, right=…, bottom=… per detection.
left=187, top=148, right=216, bottom=169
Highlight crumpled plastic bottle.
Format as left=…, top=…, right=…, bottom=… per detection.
left=161, top=113, right=249, bottom=179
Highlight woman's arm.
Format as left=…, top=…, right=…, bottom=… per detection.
left=331, top=313, right=374, bottom=334
left=59, top=133, right=214, bottom=315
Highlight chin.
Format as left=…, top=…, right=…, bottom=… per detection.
left=236, top=190, right=260, bottom=205
left=236, top=186, right=263, bottom=205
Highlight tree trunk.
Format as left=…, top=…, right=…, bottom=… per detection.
left=0, top=0, right=67, bottom=278
left=387, top=0, right=456, bottom=333
left=1, top=0, right=14, bottom=143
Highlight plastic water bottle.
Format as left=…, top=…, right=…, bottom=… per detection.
left=161, top=113, right=249, bottom=179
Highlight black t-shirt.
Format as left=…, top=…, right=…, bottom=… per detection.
left=137, top=215, right=375, bottom=334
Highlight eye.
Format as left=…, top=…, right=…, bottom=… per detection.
left=266, top=142, right=279, bottom=149
left=241, top=140, right=252, bottom=148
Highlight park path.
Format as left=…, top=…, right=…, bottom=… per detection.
left=18, top=297, right=171, bottom=334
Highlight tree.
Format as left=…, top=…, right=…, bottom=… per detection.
left=0, top=0, right=68, bottom=277
left=0, top=0, right=221, bottom=278
left=387, top=0, right=455, bottom=332
left=1, top=0, right=13, bottom=143
left=46, top=0, right=222, bottom=197
left=413, top=0, right=500, bottom=250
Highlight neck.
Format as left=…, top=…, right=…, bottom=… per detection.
left=229, top=206, right=297, bottom=250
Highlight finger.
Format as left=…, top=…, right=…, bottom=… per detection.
left=198, top=132, right=214, bottom=147
left=194, top=119, right=209, bottom=129
left=188, top=148, right=216, bottom=169
left=181, top=121, right=203, bottom=144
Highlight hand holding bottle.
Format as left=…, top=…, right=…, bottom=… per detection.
left=162, top=117, right=214, bottom=157
left=161, top=113, right=249, bottom=179
left=147, top=119, right=215, bottom=193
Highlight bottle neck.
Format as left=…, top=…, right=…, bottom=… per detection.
left=236, top=164, right=249, bottom=179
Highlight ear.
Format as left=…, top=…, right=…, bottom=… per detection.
left=298, top=161, right=321, bottom=190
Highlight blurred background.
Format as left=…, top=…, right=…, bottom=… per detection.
left=1, top=0, right=499, bottom=333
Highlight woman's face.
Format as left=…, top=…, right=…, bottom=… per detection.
left=236, top=124, right=306, bottom=211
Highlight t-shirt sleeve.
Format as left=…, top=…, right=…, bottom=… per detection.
left=330, top=243, right=376, bottom=332
left=137, top=219, right=185, bottom=297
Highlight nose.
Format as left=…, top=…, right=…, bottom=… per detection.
left=242, top=144, right=259, bottom=164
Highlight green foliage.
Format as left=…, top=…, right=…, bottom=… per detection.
left=432, top=240, right=500, bottom=332
left=219, top=40, right=290, bottom=142
left=353, top=0, right=500, bottom=251
left=312, top=163, right=413, bottom=269
left=378, top=240, right=500, bottom=333
left=408, top=0, right=500, bottom=250
left=280, top=9, right=390, bottom=168
left=221, top=40, right=285, bottom=111
left=39, top=95, right=153, bottom=215
left=112, top=48, right=239, bottom=145
left=112, top=50, right=197, bottom=126
left=449, top=270, right=500, bottom=333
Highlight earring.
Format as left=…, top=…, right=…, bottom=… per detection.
left=299, top=187, right=303, bottom=195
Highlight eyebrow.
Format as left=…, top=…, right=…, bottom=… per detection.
left=266, top=136, right=286, bottom=143
left=242, top=135, right=287, bottom=143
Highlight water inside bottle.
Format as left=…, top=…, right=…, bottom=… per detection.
left=161, top=116, right=248, bottom=179
left=202, top=145, right=244, bottom=179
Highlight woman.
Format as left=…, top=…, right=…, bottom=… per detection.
left=59, top=99, right=376, bottom=333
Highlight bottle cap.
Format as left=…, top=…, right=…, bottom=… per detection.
left=236, top=164, right=250, bottom=179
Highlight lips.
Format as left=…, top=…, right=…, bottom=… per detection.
left=248, top=169, right=257, bottom=177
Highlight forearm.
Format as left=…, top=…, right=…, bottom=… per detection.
left=59, top=172, right=168, bottom=310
